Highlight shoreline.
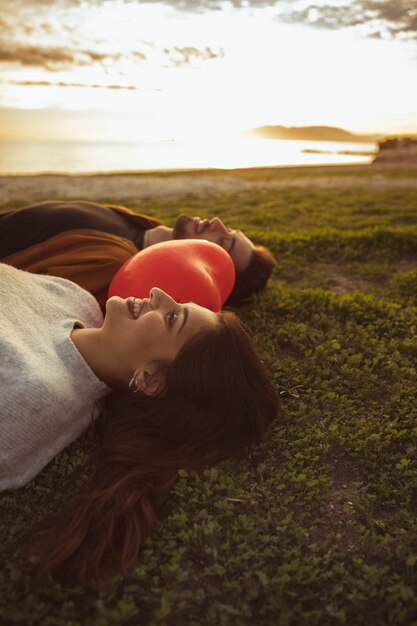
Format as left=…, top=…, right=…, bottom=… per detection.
left=0, top=159, right=377, bottom=178
left=1, top=148, right=416, bottom=178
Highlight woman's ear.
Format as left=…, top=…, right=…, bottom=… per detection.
left=133, top=369, right=166, bottom=397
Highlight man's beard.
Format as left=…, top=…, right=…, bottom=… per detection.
left=173, top=214, right=191, bottom=239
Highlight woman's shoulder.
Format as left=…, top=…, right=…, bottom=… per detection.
left=0, top=262, right=103, bottom=329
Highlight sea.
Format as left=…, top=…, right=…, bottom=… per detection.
left=0, top=137, right=377, bottom=174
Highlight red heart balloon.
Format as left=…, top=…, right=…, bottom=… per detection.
left=107, top=239, right=235, bottom=311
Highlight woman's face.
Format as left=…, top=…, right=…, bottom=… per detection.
left=102, top=287, right=218, bottom=373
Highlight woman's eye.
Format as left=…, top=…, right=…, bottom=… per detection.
left=220, top=237, right=230, bottom=250
left=168, top=310, right=176, bottom=326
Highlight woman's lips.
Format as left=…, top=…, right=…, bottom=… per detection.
left=127, top=297, right=147, bottom=319
left=194, top=218, right=208, bottom=234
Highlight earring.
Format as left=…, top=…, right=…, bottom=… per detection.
left=128, top=376, right=140, bottom=394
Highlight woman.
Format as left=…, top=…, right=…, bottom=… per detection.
left=0, top=263, right=278, bottom=584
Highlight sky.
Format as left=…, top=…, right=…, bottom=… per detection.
left=0, top=0, right=416, bottom=142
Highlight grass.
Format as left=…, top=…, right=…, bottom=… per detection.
left=1, top=164, right=417, bottom=625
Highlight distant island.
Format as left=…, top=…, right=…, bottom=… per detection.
left=247, top=125, right=381, bottom=143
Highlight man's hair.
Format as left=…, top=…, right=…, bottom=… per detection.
left=225, top=245, right=277, bottom=305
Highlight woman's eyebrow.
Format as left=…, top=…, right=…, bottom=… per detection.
left=177, top=307, right=189, bottom=335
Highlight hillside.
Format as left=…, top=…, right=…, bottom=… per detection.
left=249, top=125, right=381, bottom=143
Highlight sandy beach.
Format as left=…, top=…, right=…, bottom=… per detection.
left=0, top=166, right=417, bottom=204
left=1, top=153, right=417, bottom=207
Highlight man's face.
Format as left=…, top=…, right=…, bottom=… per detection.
left=173, top=215, right=254, bottom=272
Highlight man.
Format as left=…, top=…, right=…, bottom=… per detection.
left=0, top=201, right=276, bottom=304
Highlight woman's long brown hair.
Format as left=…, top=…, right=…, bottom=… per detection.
left=27, top=311, right=279, bottom=586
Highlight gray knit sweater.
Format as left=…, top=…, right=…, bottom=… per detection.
left=0, top=263, right=110, bottom=491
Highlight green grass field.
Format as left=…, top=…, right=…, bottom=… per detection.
left=1, top=164, right=417, bottom=626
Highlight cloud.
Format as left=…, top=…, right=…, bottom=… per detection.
left=164, top=45, right=224, bottom=66
left=140, top=0, right=275, bottom=8
left=283, top=0, right=417, bottom=41
left=0, top=44, right=75, bottom=68
left=105, top=0, right=417, bottom=41
left=132, top=51, right=147, bottom=61
left=22, top=21, right=55, bottom=36
left=7, top=79, right=145, bottom=90
left=0, top=42, right=125, bottom=70
left=23, top=0, right=417, bottom=41
left=2, top=0, right=276, bottom=8
left=0, top=38, right=219, bottom=74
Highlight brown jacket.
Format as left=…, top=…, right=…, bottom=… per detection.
left=1, top=204, right=162, bottom=302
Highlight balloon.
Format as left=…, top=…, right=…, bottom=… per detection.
left=107, top=239, right=235, bottom=311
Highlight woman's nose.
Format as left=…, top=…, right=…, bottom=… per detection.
left=149, top=287, right=175, bottom=309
